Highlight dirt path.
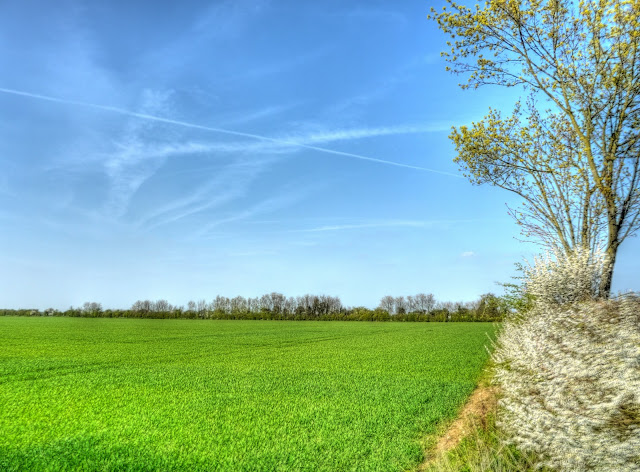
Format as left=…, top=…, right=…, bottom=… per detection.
left=417, top=386, right=499, bottom=470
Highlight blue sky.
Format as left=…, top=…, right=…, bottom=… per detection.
left=1, top=0, right=638, bottom=310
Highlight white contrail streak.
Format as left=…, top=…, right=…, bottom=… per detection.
left=0, top=87, right=462, bottom=177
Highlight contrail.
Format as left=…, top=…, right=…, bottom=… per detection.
left=0, top=86, right=462, bottom=177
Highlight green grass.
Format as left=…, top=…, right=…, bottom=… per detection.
left=0, top=318, right=496, bottom=471
left=423, top=412, right=548, bottom=472
left=422, top=364, right=552, bottom=472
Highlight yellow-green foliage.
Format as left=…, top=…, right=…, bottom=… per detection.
left=0, top=319, right=496, bottom=471
left=430, top=0, right=640, bottom=295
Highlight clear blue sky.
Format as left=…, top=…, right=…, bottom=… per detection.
left=1, top=0, right=638, bottom=310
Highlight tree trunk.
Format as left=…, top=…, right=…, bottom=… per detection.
left=600, top=242, right=619, bottom=298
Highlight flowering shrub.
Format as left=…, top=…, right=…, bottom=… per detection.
left=493, top=248, right=640, bottom=471
left=522, top=246, right=610, bottom=306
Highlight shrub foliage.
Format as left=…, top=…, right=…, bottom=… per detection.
left=493, top=248, right=640, bottom=471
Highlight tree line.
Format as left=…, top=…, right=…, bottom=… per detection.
left=0, top=292, right=506, bottom=322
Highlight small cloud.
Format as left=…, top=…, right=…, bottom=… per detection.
left=460, top=251, right=475, bottom=257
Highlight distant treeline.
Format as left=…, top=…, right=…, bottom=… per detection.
left=0, top=292, right=506, bottom=322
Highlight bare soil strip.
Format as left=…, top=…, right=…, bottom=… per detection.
left=418, top=386, right=499, bottom=470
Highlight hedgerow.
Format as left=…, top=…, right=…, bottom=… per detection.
left=493, top=247, right=640, bottom=471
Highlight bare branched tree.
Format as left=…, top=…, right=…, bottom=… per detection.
left=431, top=0, right=640, bottom=296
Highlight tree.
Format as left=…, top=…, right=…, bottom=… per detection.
left=284, top=296, right=297, bottom=316
left=82, top=302, right=102, bottom=315
left=230, top=296, right=247, bottom=315
left=211, top=295, right=230, bottom=314
left=247, top=297, right=259, bottom=313
left=414, top=293, right=436, bottom=313
left=378, top=295, right=395, bottom=314
left=431, top=0, right=640, bottom=296
left=259, top=292, right=286, bottom=314
left=270, top=292, right=286, bottom=314
left=196, top=299, right=208, bottom=318
left=475, top=293, right=505, bottom=320
left=394, top=296, right=407, bottom=315
left=406, top=295, right=416, bottom=313
left=152, top=299, right=172, bottom=312
left=131, top=300, right=151, bottom=312
left=326, top=295, right=343, bottom=314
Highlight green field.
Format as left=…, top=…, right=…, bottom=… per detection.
left=0, top=318, right=496, bottom=471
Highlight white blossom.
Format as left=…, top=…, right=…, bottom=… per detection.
left=493, top=248, right=640, bottom=471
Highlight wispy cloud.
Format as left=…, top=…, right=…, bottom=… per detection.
left=141, top=0, right=269, bottom=77
left=55, top=121, right=447, bottom=231
left=461, top=251, right=475, bottom=257
left=324, top=53, right=447, bottom=121
left=284, top=123, right=453, bottom=145
left=221, top=103, right=300, bottom=126
left=291, top=219, right=491, bottom=234
left=193, top=189, right=311, bottom=239
left=218, top=46, right=332, bottom=85
left=0, top=87, right=461, bottom=177
left=101, top=89, right=178, bottom=218
left=99, top=122, right=451, bottom=157
left=139, top=156, right=276, bottom=230
left=87, top=121, right=453, bottom=165
left=297, top=220, right=428, bottom=233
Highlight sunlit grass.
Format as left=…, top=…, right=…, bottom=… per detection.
left=0, top=318, right=495, bottom=471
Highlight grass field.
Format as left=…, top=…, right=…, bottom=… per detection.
left=0, top=318, right=496, bottom=471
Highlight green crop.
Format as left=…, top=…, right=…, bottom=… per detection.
left=0, top=318, right=496, bottom=471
